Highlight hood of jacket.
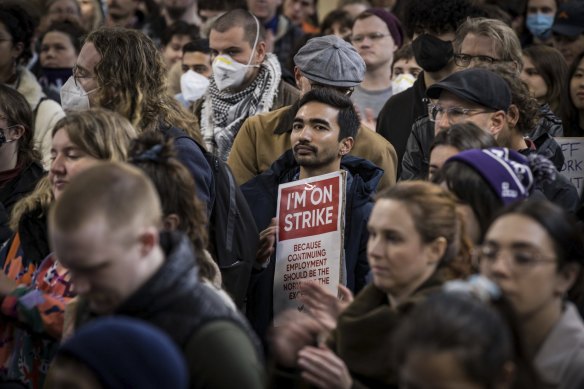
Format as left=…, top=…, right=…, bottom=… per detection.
left=16, top=67, right=45, bottom=108
left=117, top=232, right=200, bottom=316
left=261, top=149, right=383, bottom=198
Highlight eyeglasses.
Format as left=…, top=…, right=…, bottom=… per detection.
left=350, top=33, right=391, bottom=44
left=428, top=104, right=492, bottom=125
left=472, top=244, right=557, bottom=270
left=72, top=65, right=96, bottom=88
left=454, top=53, right=505, bottom=67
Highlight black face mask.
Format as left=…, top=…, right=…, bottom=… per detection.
left=39, top=67, right=72, bottom=88
left=412, top=34, right=454, bottom=73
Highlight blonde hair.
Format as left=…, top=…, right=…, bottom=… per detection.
left=454, top=17, right=523, bottom=73
left=10, top=108, right=138, bottom=230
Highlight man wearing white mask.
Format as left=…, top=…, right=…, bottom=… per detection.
left=177, top=39, right=212, bottom=107
left=60, top=27, right=214, bottom=213
left=193, top=9, right=300, bottom=162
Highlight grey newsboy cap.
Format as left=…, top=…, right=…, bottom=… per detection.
left=293, top=35, right=366, bottom=87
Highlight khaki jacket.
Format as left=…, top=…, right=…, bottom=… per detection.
left=191, top=81, right=300, bottom=139
left=227, top=106, right=397, bottom=189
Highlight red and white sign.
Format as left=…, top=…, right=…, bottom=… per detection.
left=273, top=171, right=346, bottom=324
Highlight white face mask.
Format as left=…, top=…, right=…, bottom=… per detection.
left=392, top=73, right=416, bottom=95
left=212, top=14, right=260, bottom=92
left=60, top=76, right=98, bottom=113
left=180, top=70, right=210, bottom=102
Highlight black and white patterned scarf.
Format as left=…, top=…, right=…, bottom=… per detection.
left=202, top=53, right=281, bottom=161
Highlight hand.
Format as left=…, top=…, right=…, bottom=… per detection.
left=300, top=282, right=353, bottom=331
left=256, top=218, right=277, bottom=265
left=269, top=309, right=325, bottom=368
left=0, top=271, right=18, bottom=297
left=298, top=345, right=353, bottom=389
left=361, top=108, right=377, bottom=131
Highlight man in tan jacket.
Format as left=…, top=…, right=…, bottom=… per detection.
left=227, top=35, right=398, bottom=190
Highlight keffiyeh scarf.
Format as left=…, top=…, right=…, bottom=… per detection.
left=202, top=53, right=281, bottom=161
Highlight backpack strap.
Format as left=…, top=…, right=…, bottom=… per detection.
left=33, top=97, right=48, bottom=125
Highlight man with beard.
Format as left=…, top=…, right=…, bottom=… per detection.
left=375, top=0, right=485, bottom=175
left=195, top=9, right=299, bottom=162
left=241, top=88, right=382, bottom=341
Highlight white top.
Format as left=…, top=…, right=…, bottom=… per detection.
left=534, top=302, right=584, bottom=389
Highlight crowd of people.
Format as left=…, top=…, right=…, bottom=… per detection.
left=0, top=0, right=583, bottom=388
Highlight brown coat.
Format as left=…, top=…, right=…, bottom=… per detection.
left=227, top=106, right=398, bottom=190
left=328, top=276, right=443, bottom=388
left=191, top=81, right=300, bottom=139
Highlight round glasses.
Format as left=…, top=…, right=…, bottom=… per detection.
left=472, top=244, right=557, bottom=270
left=72, top=65, right=96, bottom=88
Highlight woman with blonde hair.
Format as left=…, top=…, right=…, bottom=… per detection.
left=271, top=180, right=469, bottom=388
left=0, top=108, right=137, bottom=388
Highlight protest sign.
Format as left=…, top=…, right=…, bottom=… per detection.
left=555, top=137, right=584, bottom=196
left=273, top=171, right=346, bottom=325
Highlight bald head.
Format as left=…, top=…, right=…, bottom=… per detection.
left=49, top=162, right=165, bottom=315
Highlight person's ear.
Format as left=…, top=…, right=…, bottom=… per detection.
left=489, top=110, right=507, bottom=137
left=424, top=236, right=447, bottom=267
left=294, top=66, right=303, bottom=89
left=138, top=226, right=159, bottom=257
left=7, top=124, right=25, bottom=141
left=255, top=41, right=267, bottom=64
left=339, top=137, right=354, bottom=156
left=163, top=214, right=181, bottom=232
left=505, top=105, right=520, bottom=129
left=555, top=263, right=580, bottom=296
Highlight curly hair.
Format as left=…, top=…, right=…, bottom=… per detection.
left=402, top=0, right=486, bottom=39
left=477, top=64, right=540, bottom=136
left=84, top=27, right=203, bottom=143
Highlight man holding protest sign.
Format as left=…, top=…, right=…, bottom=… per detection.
left=241, top=89, right=382, bottom=340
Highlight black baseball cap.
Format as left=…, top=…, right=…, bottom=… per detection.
left=426, top=68, right=512, bottom=112
left=552, top=1, right=584, bottom=37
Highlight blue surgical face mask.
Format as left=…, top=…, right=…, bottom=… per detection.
left=526, top=13, right=554, bottom=40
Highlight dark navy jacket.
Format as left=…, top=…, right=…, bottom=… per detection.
left=241, top=150, right=383, bottom=340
